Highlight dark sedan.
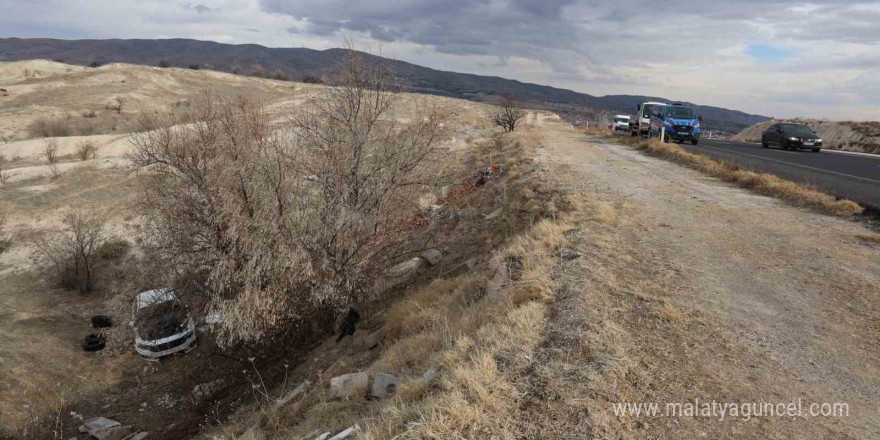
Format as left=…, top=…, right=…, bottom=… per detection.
left=761, top=123, right=823, bottom=152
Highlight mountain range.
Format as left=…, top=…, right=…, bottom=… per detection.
left=0, top=38, right=770, bottom=133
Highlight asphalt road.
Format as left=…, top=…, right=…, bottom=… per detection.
left=678, top=138, right=880, bottom=211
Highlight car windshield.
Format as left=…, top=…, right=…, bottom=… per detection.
left=782, top=124, right=814, bottom=135
left=136, top=301, right=188, bottom=341
left=666, top=106, right=696, bottom=119
left=615, top=117, right=628, bottom=123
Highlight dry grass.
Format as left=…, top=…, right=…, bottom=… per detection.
left=621, top=137, right=863, bottom=217
left=857, top=233, right=880, bottom=244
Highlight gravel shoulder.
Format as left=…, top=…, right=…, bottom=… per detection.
left=523, top=121, right=880, bottom=439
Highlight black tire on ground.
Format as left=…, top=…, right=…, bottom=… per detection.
left=762, top=138, right=768, bottom=148
left=83, top=334, right=106, bottom=352
left=692, top=139, right=699, bottom=145
left=812, top=148, right=821, bottom=152
left=91, top=315, right=112, bottom=328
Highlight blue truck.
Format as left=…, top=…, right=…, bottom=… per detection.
left=648, top=103, right=703, bottom=145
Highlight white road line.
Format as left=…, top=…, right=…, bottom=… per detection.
left=696, top=144, right=880, bottom=185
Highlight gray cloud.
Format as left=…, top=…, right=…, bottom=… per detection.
left=0, top=0, right=878, bottom=119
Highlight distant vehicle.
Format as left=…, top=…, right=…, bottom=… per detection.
left=761, top=123, right=822, bottom=152
left=612, top=115, right=630, bottom=134
left=648, top=103, right=702, bottom=145
left=631, top=102, right=667, bottom=137
left=132, top=288, right=196, bottom=359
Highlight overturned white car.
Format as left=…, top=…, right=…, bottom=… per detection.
left=133, top=288, right=196, bottom=359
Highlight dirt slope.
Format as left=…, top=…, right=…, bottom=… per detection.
left=734, top=119, right=880, bottom=154
left=522, top=119, right=880, bottom=438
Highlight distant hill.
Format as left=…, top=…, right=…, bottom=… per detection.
left=734, top=119, right=880, bottom=155
left=0, top=37, right=770, bottom=132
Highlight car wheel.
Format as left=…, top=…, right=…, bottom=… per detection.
left=812, top=148, right=820, bottom=152
left=83, top=334, right=106, bottom=352
left=692, top=139, right=699, bottom=145
left=761, top=138, right=768, bottom=148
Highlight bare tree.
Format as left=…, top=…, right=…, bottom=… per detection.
left=129, top=50, right=450, bottom=346
left=75, top=140, right=98, bottom=160
left=490, top=94, right=527, bottom=132
left=42, top=139, right=61, bottom=179
left=33, top=210, right=106, bottom=294
left=231, top=64, right=242, bottom=75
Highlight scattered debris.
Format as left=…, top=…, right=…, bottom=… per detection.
left=564, top=228, right=582, bottom=236
left=421, top=249, right=443, bottom=266
left=299, top=429, right=323, bottom=440
left=328, top=425, right=360, bottom=440
left=329, top=372, right=369, bottom=400
left=124, top=432, right=149, bottom=440
left=370, top=373, right=398, bottom=399
left=93, top=425, right=131, bottom=440
left=82, top=333, right=106, bottom=352
left=314, top=433, right=332, bottom=440
left=274, top=380, right=309, bottom=409
left=422, top=366, right=439, bottom=381
left=363, top=328, right=383, bottom=350
left=485, top=207, right=503, bottom=220
left=486, top=263, right=509, bottom=300
left=79, top=417, right=121, bottom=438
left=557, top=248, right=582, bottom=261
left=91, top=315, right=113, bottom=328
left=336, top=308, right=361, bottom=343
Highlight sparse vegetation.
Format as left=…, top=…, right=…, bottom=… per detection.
left=88, top=60, right=101, bottom=68
left=32, top=209, right=107, bottom=294
left=188, top=64, right=200, bottom=70
left=158, top=59, right=171, bottom=68
left=250, top=64, right=265, bottom=78
left=105, top=97, right=123, bottom=114
left=80, top=109, right=96, bottom=118
left=28, top=118, right=73, bottom=137
left=0, top=213, right=12, bottom=253
left=302, top=74, right=325, bottom=84
left=130, top=50, right=450, bottom=346
left=490, top=94, right=526, bottom=132
left=628, top=137, right=863, bottom=216
left=74, top=140, right=98, bottom=160
left=272, top=69, right=291, bottom=81
left=231, top=64, right=242, bottom=75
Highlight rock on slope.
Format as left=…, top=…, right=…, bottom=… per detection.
left=733, top=119, right=880, bottom=154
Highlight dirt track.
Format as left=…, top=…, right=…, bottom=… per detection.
left=525, top=120, right=880, bottom=439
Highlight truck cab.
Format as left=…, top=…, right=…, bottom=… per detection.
left=631, top=101, right=667, bottom=137
left=648, top=103, right=702, bottom=145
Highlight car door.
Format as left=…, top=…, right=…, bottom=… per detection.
left=766, top=123, right=781, bottom=145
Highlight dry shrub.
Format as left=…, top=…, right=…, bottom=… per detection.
left=251, top=64, right=265, bottom=78
left=80, top=110, right=97, bottom=118
left=0, top=155, right=12, bottom=185
left=489, top=94, right=526, bottom=132
left=75, top=140, right=98, bottom=160
left=0, top=213, right=11, bottom=253
left=630, top=138, right=863, bottom=216
left=129, top=49, right=451, bottom=347
left=32, top=209, right=107, bottom=294
left=97, top=238, right=130, bottom=260
left=857, top=233, right=880, bottom=244
left=28, top=118, right=73, bottom=138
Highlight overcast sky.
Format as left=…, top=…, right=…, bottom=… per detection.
left=2, top=0, right=879, bottom=120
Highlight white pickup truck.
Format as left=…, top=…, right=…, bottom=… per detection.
left=612, top=115, right=631, bottom=134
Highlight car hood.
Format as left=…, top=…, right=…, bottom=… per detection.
left=667, top=117, right=697, bottom=126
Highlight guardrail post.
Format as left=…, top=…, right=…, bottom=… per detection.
left=660, top=127, right=665, bottom=142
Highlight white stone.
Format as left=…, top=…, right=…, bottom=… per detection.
left=329, top=373, right=369, bottom=400
left=363, top=328, right=383, bottom=350
left=274, top=380, right=309, bottom=409
left=421, top=249, right=443, bottom=266
left=422, top=366, right=439, bottom=381
left=370, top=373, right=398, bottom=398
left=329, top=425, right=360, bottom=440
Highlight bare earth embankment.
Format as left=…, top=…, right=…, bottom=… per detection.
left=520, top=119, right=880, bottom=438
